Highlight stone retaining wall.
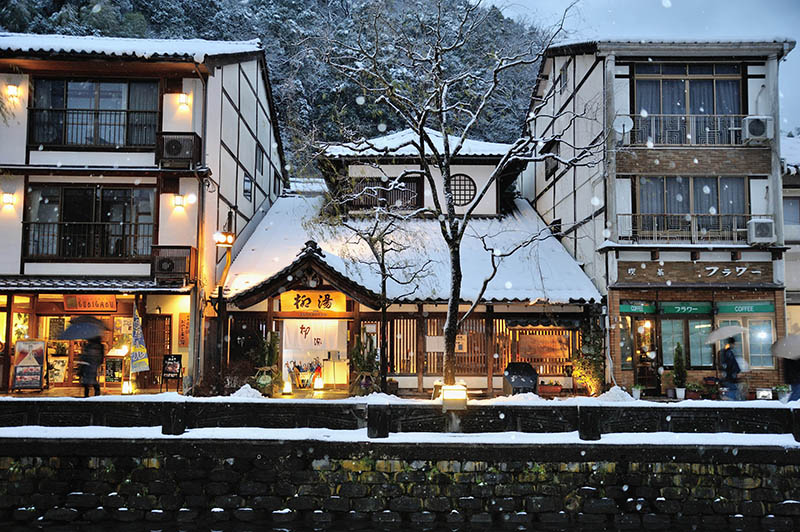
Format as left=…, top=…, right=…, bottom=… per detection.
left=1, top=439, right=799, bottom=530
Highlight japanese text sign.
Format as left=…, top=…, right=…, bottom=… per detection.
left=280, top=290, right=346, bottom=314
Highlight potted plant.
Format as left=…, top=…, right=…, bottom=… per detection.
left=685, top=382, right=704, bottom=400
left=672, top=342, right=687, bottom=400
left=538, top=380, right=563, bottom=396
left=774, top=384, right=791, bottom=402
left=631, top=384, right=645, bottom=400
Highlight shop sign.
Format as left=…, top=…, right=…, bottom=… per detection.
left=617, top=261, right=772, bottom=285
left=620, top=302, right=656, bottom=314
left=659, top=302, right=713, bottom=315
left=12, top=340, right=46, bottom=390
left=63, top=294, right=117, bottom=313
left=280, top=290, right=346, bottom=314
left=716, top=301, right=775, bottom=314
left=162, top=354, right=182, bottom=379
left=178, top=313, right=190, bottom=347
left=284, top=319, right=341, bottom=350
left=455, top=334, right=468, bottom=353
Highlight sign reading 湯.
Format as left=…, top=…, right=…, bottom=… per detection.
left=63, top=294, right=117, bottom=313
left=280, top=290, right=346, bottom=315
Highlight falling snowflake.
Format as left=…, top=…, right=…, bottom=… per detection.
left=504, top=281, right=513, bottom=290
left=356, top=96, right=366, bottom=105
left=377, top=123, right=387, bottom=133
left=640, top=109, right=649, bottom=118
left=591, top=196, right=601, bottom=206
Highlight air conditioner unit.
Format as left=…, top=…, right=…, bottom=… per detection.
left=157, top=133, right=200, bottom=168
left=747, top=218, right=775, bottom=245
left=152, top=246, right=198, bottom=284
left=742, top=116, right=774, bottom=142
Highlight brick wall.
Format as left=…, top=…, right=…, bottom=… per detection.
left=608, top=288, right=785, bottom=392
left=616, top=147, right=771, bottom=175
left=1, top=440, right=799, bottom=530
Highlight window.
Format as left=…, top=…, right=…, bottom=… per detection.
left=450, top=173, right=477, bottom=207
left=24, top=185, right=155, bottom=258
left=748, top=319, right=774, bottom=367
left=243, top=175, right=253, bottom=201
left=256, top=145, right=265, bottom=175
left=784, top=197, right=800, bottom=226
left=633, top=63, right=742, bottom=145
left=660, top=320, right=684, bottom=366
left=541, top=140, right=559, bottom=179
left=559, top=62, right=569, bottom=94
left=31, top=79, right=159, bottom=148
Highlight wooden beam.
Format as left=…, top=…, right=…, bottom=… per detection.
left=416, top=304, right=425, bottom=393
left=485, top=305, right=494, bottom=397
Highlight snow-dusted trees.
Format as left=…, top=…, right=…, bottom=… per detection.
left=318, top=0, right=601, bottom=385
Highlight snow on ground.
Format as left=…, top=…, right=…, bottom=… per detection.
left=0, top=425, right=797, bottom=448
left=0, top=388, right=795, bottom=408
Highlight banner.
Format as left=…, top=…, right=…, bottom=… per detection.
left=284, top=319, right=341, bottom=351
left=12, top=340, right=46, bottom=390
left=130, top=307, right=150, bottom=373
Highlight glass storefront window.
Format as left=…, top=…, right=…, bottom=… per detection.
left=688, top=320, right=714, bottom=366
left=12, top=312, right=29, bottom=343
left=0, top=295, right=7, bottom=306
left=620, top=316, right=634, bottom=369
left=0, top=311, right=7, bottom=351
left=660, top=320, right=684, bottom=366
left=748, top=319, right=773, bottom=368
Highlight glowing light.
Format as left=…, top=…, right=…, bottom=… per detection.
left=644, top=320, right=652, bottom=329
left=2, top=193, right=15, bottom=206
left=441, top=384, right=468, bottom=412
left=313, top=378, right=324, bottom=390
left=282, top=380, right=292, bottom=395
left=122, top=381, right=133, bottom=395
left=178, top=93, right=190, bottom=110
left=173, top=194, right=185, bottom=208
left=213, top=231, right=235, bottom=248
left=6, top=84, right=19, bottom=101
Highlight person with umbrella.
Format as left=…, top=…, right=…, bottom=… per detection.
left=771, top=335, right=800, bottom=402
left=720, top=337, right=742, bottom=401
left=60, top=317, right=108, bottom=398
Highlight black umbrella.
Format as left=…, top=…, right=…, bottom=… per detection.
left=59, top=316, right=109, bottom=340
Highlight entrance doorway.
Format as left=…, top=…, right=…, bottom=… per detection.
left=282, top=319, right=348, bottom=390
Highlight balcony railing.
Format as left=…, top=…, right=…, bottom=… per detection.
left=29, top=108, right=159, bottom=149
left=23, top=222, right=155, bottom=259
left=346, top=178, right=422, bottom=210
left=622, top=114, right=745, bottom=146
left=617, top=213, right=769, bottom=244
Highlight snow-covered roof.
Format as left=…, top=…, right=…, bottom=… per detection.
left=545, top=37, right=795, bottom=58
left=782, top=135, right=800, bottom=175
left=224, top=194, right=601, bottom=305
left=0, top=276, right=191, bottom=293
left=0, top=32, right=261, bottom=63
left=323, top=128, right=514, bottom=159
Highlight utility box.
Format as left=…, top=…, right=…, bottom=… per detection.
left=502, top=362, right=538, bottom=395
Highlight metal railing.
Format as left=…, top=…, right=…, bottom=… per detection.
left=29, top=108, right=159, bottom=148
left=617, top=213, right=768, bottom=243
left=622, top=114, right=745, bottom=146
left=23, top=222, right=155, bottom=259
left=347, top=178, right=422, bottom=210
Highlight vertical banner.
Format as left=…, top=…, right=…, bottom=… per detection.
left=130, top=307, right=150, bottom=373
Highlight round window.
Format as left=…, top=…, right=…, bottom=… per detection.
left=451, top=173, right=477, bottom=207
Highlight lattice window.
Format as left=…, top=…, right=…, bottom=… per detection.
left=451, top=173, right=477, bottom=206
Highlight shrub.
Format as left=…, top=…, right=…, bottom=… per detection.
left=672, top=342, right=687, bottom=389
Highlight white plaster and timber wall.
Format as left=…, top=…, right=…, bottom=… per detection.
left=0, top=175, right=24, bottom=274
left=0, top=73, right=28, bottom=165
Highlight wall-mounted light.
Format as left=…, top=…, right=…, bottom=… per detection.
left=2, top=193, right=15, bottom=206
left=178, top=92, right=190, bottom=110
left=213, top=231, right=235, bottom=248
left=6, top=84, right=19, bottom=102
left=173, top=194, right=185, bottom=208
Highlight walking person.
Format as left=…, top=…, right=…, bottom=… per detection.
left=79, top=336, right=105, bottom=397
left=786, top=358, right=800, bottom=402
left=720, top=337, right=741, bottom=401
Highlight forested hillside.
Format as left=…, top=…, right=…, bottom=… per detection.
left=0, top=0, right=545, bottom=172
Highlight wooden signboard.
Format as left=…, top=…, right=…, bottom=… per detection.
left=618, top=261, right=772, bottom=285
left=63, top=294, right=117, bottom=313
left=280, top=290, right=346, bottom=315
left=105, top=358, right=124, bottom=383
left=178, top=313, right=190, bottom=347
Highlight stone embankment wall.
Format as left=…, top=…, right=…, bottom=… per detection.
left=1, top=440, right=799, bottom=530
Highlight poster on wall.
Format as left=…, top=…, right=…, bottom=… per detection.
left=178, top=313, right=190, bottom=348
left=48, top=318, right=66, bottom=340
left=12, top=340, right=46, bottom=390
left=48, top=358, right=68, bottom=383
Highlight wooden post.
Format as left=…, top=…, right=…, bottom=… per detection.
left=416, top=304, right=425, bottom=393
left=485, top=305, right=494, bottom=397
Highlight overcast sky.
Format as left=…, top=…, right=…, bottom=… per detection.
left=490, top=0, right=800, bottom=132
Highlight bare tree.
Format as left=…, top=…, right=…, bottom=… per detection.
left=308, top=172, right=431, bottom=390
left=318, top=0, right=601, bottom=385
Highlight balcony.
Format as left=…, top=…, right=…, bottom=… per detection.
left=345, top=178, right=422, bottom=210
left=617, top=213, right=770, bottom=244
left=622, top=114, right=745, bottom=146
left=23, top=222, right=155, bottom=260
left=29, top=108, right=159, bottom=149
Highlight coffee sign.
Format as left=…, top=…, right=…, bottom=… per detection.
left=280, top=290, right=346, bottom=314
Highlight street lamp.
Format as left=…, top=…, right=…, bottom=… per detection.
left=212, top=229, right=236, bottom=386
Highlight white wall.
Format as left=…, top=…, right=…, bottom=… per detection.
left=24, top=263, right=150, bottom=276
left=28, top=151, right=155, bottom=167
left=162, top=90, right=195, bottom=133
left=158, top=178, right=200, bottom=246
left=0, top=74, right=28, bottom=165
left=0, top=175, right=24, bottom=274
